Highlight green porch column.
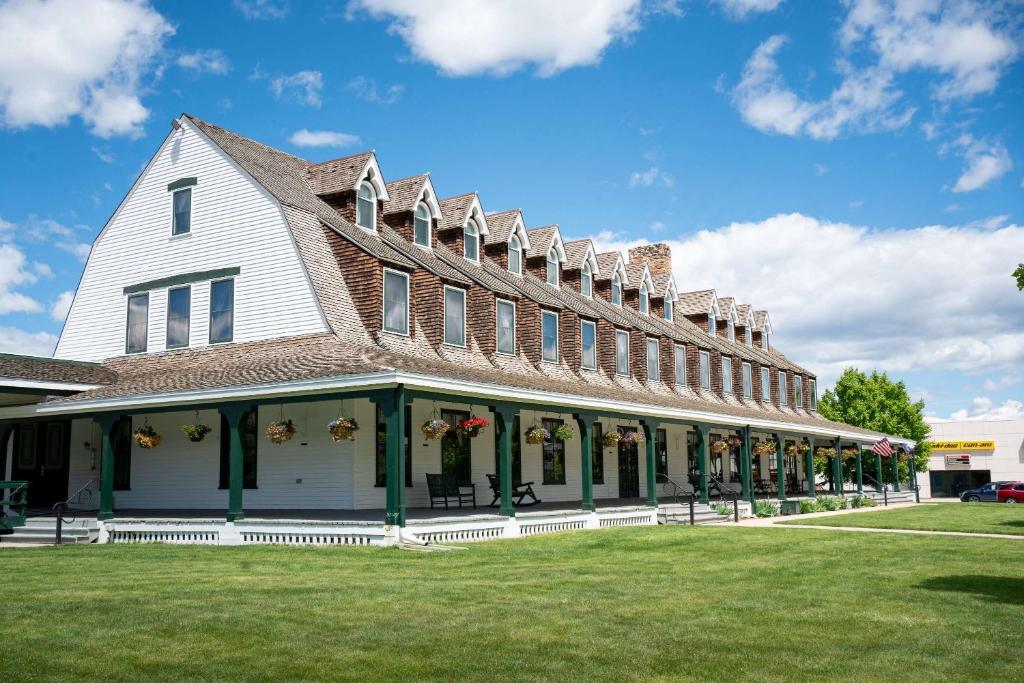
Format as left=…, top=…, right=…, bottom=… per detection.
left=496, top=405, right=518, bottom=517
left=804, top=439, right=816, bottom=498
left=773, top=433, right=786, bottom=501
left=219, top=404, right=248, bottom=522
left=875, top=452, right=883, bottom=492
left=910, top=454, right=920, bottom=502
left=574, top=412, right=596, bottom=512
left=891, top=452, right=900, bottom=492
left=696, top=424, right=709, bottom=504
left=832, top=437, right=843, bottom=495
left=855, top=444, right=864, bottom=494
left=740, top=426, right=752, bottom=504
left=372, top=387, right=407, bottom=526
left=94, top=414, right=120, bottom=521
left=640, top=419, right=657, bottom=507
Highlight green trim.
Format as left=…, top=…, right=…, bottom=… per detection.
left=167, top=177, right=198, bottom=192
left=123, top=267, right=240, bottom=295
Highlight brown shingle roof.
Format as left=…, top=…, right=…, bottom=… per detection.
left=483, top=209, right=522, bottom=245
left=717, top=296, right=736, bottom=321
left=0, top=354, right=114, bottom=386
left=677, top=289, right=715, bottom=316
left=754, top=310, right=770, bottom=331
left=384, top=174, right=428, bottom=214
left=561, top=239, right=593, bottom=271
left=594, top=251, right=623, bottom=281
left=438, top=193, right=476, bottom=231
left=306, top=152, right=373, bottom=196
left=525, top=226, right=558, bottom=259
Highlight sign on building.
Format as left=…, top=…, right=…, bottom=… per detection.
left=932, top=440, right=995, bottom=451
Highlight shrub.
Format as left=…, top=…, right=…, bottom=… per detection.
left=754, top=500, right=779, bottom=518
left=817, top=495, right=848, bottom=511
left=850, top=494, right=876, bottom=508
left=799, top=500, right=823, bottom=514
left=712, top=502, right=732, bottom=516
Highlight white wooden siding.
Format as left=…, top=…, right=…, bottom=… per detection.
left=55, top=119, right=327, bottom=362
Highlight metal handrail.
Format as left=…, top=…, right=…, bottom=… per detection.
left=0, top=481, right=30, bottom=530
left=860, top=473, right=888, bottom=506
left=52, top=479, right=97, bottom=545
left=706, top=473, right=741, bottom=522
left=656, top=474, right=697, bottom=526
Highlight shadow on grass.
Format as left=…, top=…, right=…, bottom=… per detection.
left=1000, top=519, right=1024, bottom=529
left=919, top=575, right=1024, bottom=605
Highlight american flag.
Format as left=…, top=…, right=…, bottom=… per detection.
left=872, top=437, right=894, bottom=457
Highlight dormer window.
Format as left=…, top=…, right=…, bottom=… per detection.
left=546, top=247, right=559, bottom=287
left=580, top=262, right=592, bottom=298
left=727, top=319, right=735, bottom=341
left=413, top=203, right=431, bottom=247
left=745, top=326, right=752, bottom=346
left=664, top=298, right=672, bottom=321
left=762, top=334, right=769, bottom=350
left=611, top=274, right=622, bottom=306
left=464, top=219, right=480, bottom=261
left=707, top=313, right=715, bottom=336
left=356, top=181, right=376, bottom=230
left=639, top=282, right=649, bottom=315
left=508, top=234, right=522, bottom=275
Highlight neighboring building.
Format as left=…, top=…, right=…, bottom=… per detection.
left=921, top=418, right=1024, bottom=497
left=0, top=115, right=911, bottom=545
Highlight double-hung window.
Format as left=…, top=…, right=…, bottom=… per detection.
left=541, top=310, right=558, bottom=363
left=126, top=293, right=149, bottom=353
left=615, top=329, right=629, bottom=376
left=742, top=362, right=752, bottom=398
left=794, top=375, right=803, bottom=408
left=745, top=327, right=752, bottom=346
left=413, top=203, right=431, bottom=247
left=674, top=344, right=686, bottom=385
left=443, top=286, right=466, bottom=346
left=779, top=371, right=788, bottom=406
left=722, top=357, right=733, bottom=394
left=496, top=299, right=515, bottom=355
left=611, top=274, right=622, bottom=306
left=172, top=188, right=191, bottom=235
left=209, top=279, right=234, bottom=344
left=581, top=263, right=592, bottom=298
left=382, top=269, right=409, bottom=334
left=581, top=320, right=597, bottom=370
left=639, top=283, right=649, bottom=315
left=761, top=367, right=771, bottom=402
left=727, top=320, right=735, bottom=341
left=464, top=219, right=480, bottom=261
left=646, top=338, right=659, bottom=381
left=546, top=248, right=559, bottom=287
left=699, top=351, right=711, bottom=390
left=508, top=235, right=522, bottom=275
left=809, top=379, right=818, bottom=411
left=761, top=334, right=769, bottom=350
left=166, top=285, right=190, bottom=349
left=356, top=182, right=376, bottom=230
left=707, top=313, right=715, bottom=336
left=664, top=298, right=673, bottom=321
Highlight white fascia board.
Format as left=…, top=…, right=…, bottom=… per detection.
left=0, top=378, right=102, bottom=393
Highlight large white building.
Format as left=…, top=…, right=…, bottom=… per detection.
left=921, top=418, right=1024, bottom=497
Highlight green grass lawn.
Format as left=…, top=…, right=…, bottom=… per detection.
left=779, top=502, right=1024, bottom=536
left=2, top=526, right=1022, bottom=682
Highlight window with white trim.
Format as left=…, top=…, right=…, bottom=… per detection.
left=809, top=379, right=818, bottom=411
left=779, top=371, right=788, bottom=406
left=464, top=219, right=479, bottom=261
left=727, top=319, right=735, bottom=341
left=707, top=312, right=715, bottom=336
left=546, top=247, right=559, bottom=287
left=541, top=310, right=558, bottom=363
left=699, top=351, right=710, bottom=390
left=723, top=357, right=733, bottom=394
left=761, top=367, right=770, bottom=402
left=382, top=269, right=409, bottom=334
left=496, top=299, right=515, bottom=355
left=443, top=286, right=466, bottom=346
left=794, top=375, right=803, bottom=408
left=762, top=333, right=769, bottom=350
left=639, top=282, right=649, bottom=315
left=209, top=279, right=234, bottom=344
left=745, top=326, right=752, bottom=346
left=615, top=329, right=629, bottom=376
left=742, top=362, right=752, bottom=398
left=646, top=337, right=659, bottom=381
left=674, top=344, right=686, bottom=385
left=508, top=234, right=522, bottom=275
left=581, top=262, right=592, bottom=298
left=126, top=293, right=148, bottom=353
left=611, top=274, right=622, bottom=306
left=166, top=285, right=190, bottom=349
left=581, top=320, right=596, bottom=370
left=413, top=202, right=430, bottom=247
left=664, top=298, right=673, bottom=322
left=172, top=188, right=191, bottom=235
left=356, top=181, right=376, bottom=230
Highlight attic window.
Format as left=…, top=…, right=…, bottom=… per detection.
left=707, top=312, right=715, bottom=336
left=727, top=319, right=735, bottom=341
left=508, top=234, right=522, bottom=275
left=664, top=298, right=673, bottom=321
left=464, top=219, right=480, bottom=261
left=639, top=282, right=649, bottom=315
left=413, top=203, right=431, bottom=247
left=762, top=333, right=769, bottom=350
left=546, top=247, right=559, bottom=287
left=745, top=326, right=752, bottom=346
left=611, top=273, right=622, bottom=306
left=356, top=182, right=376, bottom=230
left=581, top=262, right=592, bottom=298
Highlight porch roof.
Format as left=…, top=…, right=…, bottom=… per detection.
left=0, top=353, right=113, bottom=407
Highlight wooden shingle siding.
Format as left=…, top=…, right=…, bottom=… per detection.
left=659, top=337, right=675, bottom=389
left=332, top=228, right=384, bottom=336
left=467, top=283, right=496, bottom=355
left=413, top=271, right=444, bottom=347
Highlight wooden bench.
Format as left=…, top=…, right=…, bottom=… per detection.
left=426, top=473, right=476, bottom=510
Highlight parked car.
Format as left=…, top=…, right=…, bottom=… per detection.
left=960, top=481, right=1017, bottom=503
left=996, top=483, right=1024, bottom=504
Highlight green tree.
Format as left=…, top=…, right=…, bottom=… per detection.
left=1015, top=263, right=1024, bottom=291
left=818, top=368, right=931, bottom=484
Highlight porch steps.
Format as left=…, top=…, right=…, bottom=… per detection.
left=864, top=490, right=917, bottom=505
left=0, top=516, right=100, bottom=545
left=658, top=502, right=736, bottom=525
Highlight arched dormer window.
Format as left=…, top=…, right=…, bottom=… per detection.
left=546, top=247, right=559, bottom=287
left=581, top=262, right=593, bottom=298
left=707, top=312, right=715, bottom=336
left=464, top=219, right=480, bottom=261
left=639, top=282, right=649, bottom=314
left=611, top=274, right=622, bottom=306
left=356, top=182, right=377, bottom=230
left=727, top=319, right=735, bottom=341
left=745, top=326, right=752, bottom=346
left=508, top=234, right=522, bottom=275
left=664, top=298, right=673, bottom=322
left=413, top=202, right=431, bottom=247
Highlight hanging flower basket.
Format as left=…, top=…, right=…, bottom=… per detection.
left=796, top=443, right=811, bottom=455
left=181, top=424, right=211, bottom=443
left=266, top=419, right=296, bottom=445
left=840, top=447, right=857, bottom=460
left=783, top=443, right=797, bottom=456
left=421, top=418, right=450, bottom=440
left=457, top=416, right=491, bottom=438
left=133, top=425, right=161, bottom=449
left=327, top=416, right=358, bottom=442
left=817, top=446, right=839, bottom=459
left=601, top=430, right=623, bottom=448
left=524, top=425, right=550, bottom=445
left=552, top=424, right=575, bottom=441
left=753, top=440, right=776, bottom=457
left=727, top=435, right=743, bottom=448
left=620, top=430, right=645, bottom=446
left=711, top=439, right=731, bottom=454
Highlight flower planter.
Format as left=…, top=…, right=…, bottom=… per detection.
left=266, top=419, right=296, bottom=445
left=133, top=425, right=161, bottom=449
left=181, top=424, right=211, bottom=443
left=753, top=441, right=776, bottom=457
left=601, top=431, right=623, bottom=448
left=524, top=426, right=550, bottom=445
left=711, top=439, right=730, bottom=454
left=620, top=430, right=645, bottom=446
left=457, top=416, right=491, bottom=438
left=421, top=419, right=450, bottom=440
left=327, top=417, right=358, bottom=442
left=552, top=425, right=575, bottom=441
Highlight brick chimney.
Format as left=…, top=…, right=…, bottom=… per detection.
left=628, top=243, right=672, bottom=275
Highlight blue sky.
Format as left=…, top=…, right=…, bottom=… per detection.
left=0, top=0, right=1022, bottom=423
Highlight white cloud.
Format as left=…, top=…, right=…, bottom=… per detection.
left=948, top=397, right=1024, bottom=421
left=270, top=70, right=323, bottom=107
left=950, top=134, right=1012, bottom=192
left=346, top=76, right=405, bottom=105
left=91, top=146, right=114, bottom=163
left=348, top=0, right=643, bottom=77
left=815, top=163, right=829, bottom=176
left=233, top=0, right=289, bottom=20
left=589, top=213, right=1024, bottom=389
left=288, top=129, right=361, bottom=148
left=0, top=0, right=173, bottom=138
left=0, top=326, right=58, bottom=357
left=177, top=49, right=231, bottom=76
left=712, top=0, right=783, bottom=20
left=50, top=290, right=74, bottom=322
left=628, top=166, right=674, bottom=188
left=0, top=244, right=43, bottom=314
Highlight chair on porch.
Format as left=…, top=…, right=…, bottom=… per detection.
left=486, top=474, right=540, bottom=508
left=426, top=473, right=477, bottom=510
